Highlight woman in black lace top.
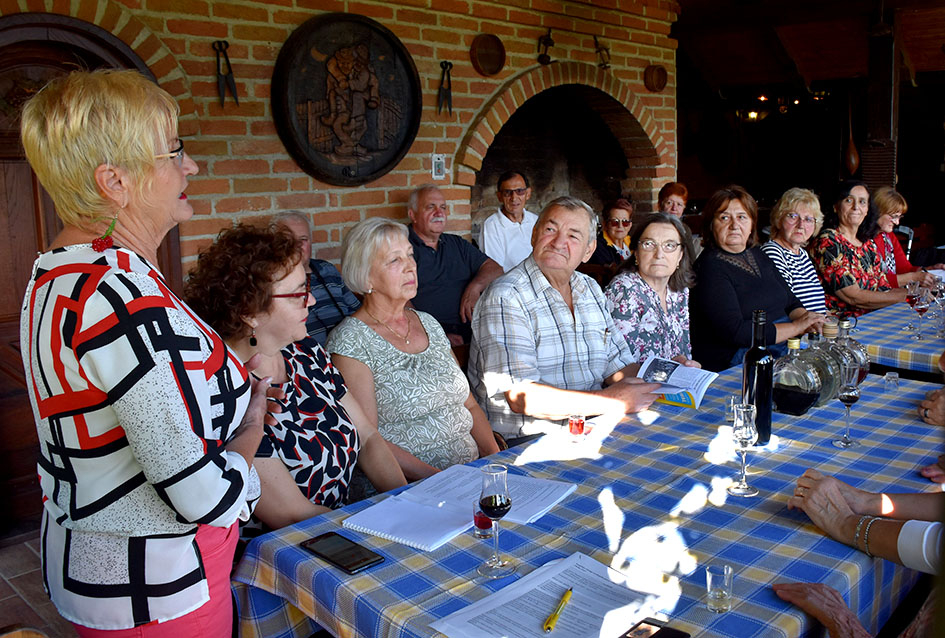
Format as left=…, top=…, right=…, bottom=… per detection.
left=689, top=185, right=824, bottom=371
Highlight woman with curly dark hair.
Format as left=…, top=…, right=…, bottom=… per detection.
left=185, top=224, right=405, bottom=535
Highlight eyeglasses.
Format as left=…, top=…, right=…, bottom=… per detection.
left=154, top=139, right=185, bottom=167
left=638, top=239, right=681, bottom=252
left=499, top=188, right=528, bottom=197
left=271, top=273, right=311, bottom=307
left=887, top=213, right=904, bottom=222
left=608, top=219, right=632, bottom=227
left=784, top=212, right=816, bottom=226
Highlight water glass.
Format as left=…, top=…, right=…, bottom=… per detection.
left=705, top=563, right=733, bottom=613
left=724, top=394, right=738, bottom=422
left=884, top=372, right=899, bottom=393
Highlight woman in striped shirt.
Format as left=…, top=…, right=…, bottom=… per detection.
left=761, top=187, right=828, bottom=315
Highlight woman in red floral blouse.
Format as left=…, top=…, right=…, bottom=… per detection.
left=811, top=181, right=908, bottom=317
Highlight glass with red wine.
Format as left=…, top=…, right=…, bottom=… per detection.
left=832, top=360, right=860, bottom=449
left=476, top=464, right=515, bottom=578
left=911, top=287, right=931, bottom=341
left=903, top=281, right=919, bottom=332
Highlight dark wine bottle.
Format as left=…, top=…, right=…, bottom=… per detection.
left=742, top=309, right=774, bottom=445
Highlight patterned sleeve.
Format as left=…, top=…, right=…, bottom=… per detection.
left=760, top=242, right=793, bottom=288
left=603, top=274, right=645, bottom=362
left=471, top=283, right=541, bottom=399
left=75, top=269, right=252, bottom=527
left=812, top=231, right=857, bottom=294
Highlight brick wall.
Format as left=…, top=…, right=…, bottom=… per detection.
left=2, top=0, right=680, bottom=267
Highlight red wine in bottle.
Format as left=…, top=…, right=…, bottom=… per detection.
left=742, top=310, right=774, bottom=445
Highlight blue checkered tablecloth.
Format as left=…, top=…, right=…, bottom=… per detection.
left=232, top=369, right=943, bottom=638
left=854, top=302, right=944, bottom=374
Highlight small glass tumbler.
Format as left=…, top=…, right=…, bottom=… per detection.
left=568, top=414, right=585, bottom=435
left=884, top=372, right=899, bottom=393
left=473, top=500, right=493, bottom=539
left=725, top=394, right=738, bottom=422
left=705, top=563, right=734, bottom=613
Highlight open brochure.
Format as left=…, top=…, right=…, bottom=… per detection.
left=637, top=355, right=718, bottom=409
left=430, top=552, right=667, bottom=638
left=342, top=464, right=576, bottom=551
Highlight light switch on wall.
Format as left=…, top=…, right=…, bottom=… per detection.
left=431, top=154, right=447, bottom=180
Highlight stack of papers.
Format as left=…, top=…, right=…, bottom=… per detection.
left=430, top=552, right=665, bottom=638
left=342, top=464, right=576, bottom=551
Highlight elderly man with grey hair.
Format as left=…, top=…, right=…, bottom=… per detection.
left=468, top=196, right=660, bottom=446
left=408, top=184, right=503, bottom=345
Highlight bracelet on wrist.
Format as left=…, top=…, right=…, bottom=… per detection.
left=853, top=514, right=869, bottom=552
left=863, top=516, right=880, bottom=558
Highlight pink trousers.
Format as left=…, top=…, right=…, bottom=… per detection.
left=73, top=523, right=238, bottom=638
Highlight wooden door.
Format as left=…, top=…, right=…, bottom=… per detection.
left=0, top=35, right=181, bottom=536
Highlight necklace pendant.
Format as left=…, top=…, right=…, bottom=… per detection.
left=405, top=339, right=410, bottom=344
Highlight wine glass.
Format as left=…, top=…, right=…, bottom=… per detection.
left=833, top=361, right=860, bottom=448
left=476, top=464, right=515, bottom=578
left=911, top=287, right=931, bottom=341
left=902, top=280, right=919, bottom=332
left=727, top=403, right=759, bottom=497
left=934, top=281, right=945, bottom=338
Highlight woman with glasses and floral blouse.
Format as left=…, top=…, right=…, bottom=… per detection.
left=589, top=198, right=634, bottom=266
left=873, top=186, right=941, bottom=288
left=811, top=181, right=908, bottom=317
left=760, top=188, right=828, bottom=314
left=604, top=212, right=700, bottom=367
left=185, top=224, right=406, bottom=537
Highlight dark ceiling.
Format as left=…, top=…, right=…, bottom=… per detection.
left=673, top=0, right=945, bottom=89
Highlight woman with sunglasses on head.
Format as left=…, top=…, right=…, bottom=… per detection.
left=811, top=181, right=908, bottom=317
left=872, top=187, right=941, bottom=288
left=588, top=198, right=634, bottom=266
left=760, top=187, right=828, bottom=314
left=184, top=224, right=406, bottom=536
left=19, top=70, right=278, bottom=637
left=604, top=212, right=700, bottom=367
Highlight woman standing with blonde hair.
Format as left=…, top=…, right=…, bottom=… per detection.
left=20, top=70, right=275, bottom=636
left=760, top=187, right=828, bottom=314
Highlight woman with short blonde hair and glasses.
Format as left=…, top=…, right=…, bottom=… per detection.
left=760, top=187, right=828, bottom=314
left=20, top=69, right=276, bottom=637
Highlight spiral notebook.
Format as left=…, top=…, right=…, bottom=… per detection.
left=342, top=464, right=576, bottom=551
left=342, top=493, right=471, bottom=551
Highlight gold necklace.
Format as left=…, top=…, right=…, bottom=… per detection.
left=364, top=307, right=411, bottom=344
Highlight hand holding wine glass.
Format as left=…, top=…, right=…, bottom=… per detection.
left=477, top=464, right=515, bottom=578
left=727, top=404, right=759, bottom=497
left=832, top=361, right=860, bottom=449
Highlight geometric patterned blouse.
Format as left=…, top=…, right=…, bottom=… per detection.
left=20, top=245, right=258, bottom=630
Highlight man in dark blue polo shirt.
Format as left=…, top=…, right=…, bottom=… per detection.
left=407, top=184, right=502, bottom=345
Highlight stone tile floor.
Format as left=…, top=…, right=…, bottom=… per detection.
left=0, top=533, right=76, bottom=637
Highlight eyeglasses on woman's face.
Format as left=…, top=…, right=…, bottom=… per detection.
left=784, top=212, right=816, bottom=226
left=608, top=219, right=632, bottom=227
left=638, top=239, right=680, bottom=252
left=271, top=272, right=312, bottom=307
left=154, top=139, right=185, bottom=167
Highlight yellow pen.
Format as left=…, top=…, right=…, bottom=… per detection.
left=542, top=587, right=572, bottom=633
